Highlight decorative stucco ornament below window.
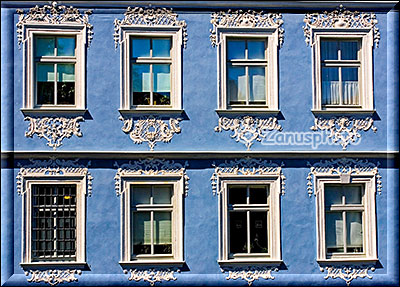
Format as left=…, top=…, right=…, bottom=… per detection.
left=215, top=116, right=282, bottom=150
left=210, top=9, right=284, bottom=47
left=222, top=267, right=277, bottom=286
left=113, top=6, right=187, bottom=49
left=123, top=269, right=177, bottom=286
left=16, top=2, right=93, bottom=49
left=321, top=266, right=375, bottom=286
left=24, top=116, right=84, bottom=150
left=25, top=269, right=81, bottom=286
left=114, top=158, right=189, bottom=196
left=310, top=117, right=377, bottom=150
left=119, top=116, right=181, bottom=151
left=211, top=157, right=285, bottom=196
left=307, top=158, right=382, bottom=197
left=303, top=5, right=380, bottom=47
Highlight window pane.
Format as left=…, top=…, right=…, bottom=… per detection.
left=152, top=38, right=171, bottom=57
left=342, top=67, right=359, bottom=105
left=227, top=40, right=245, bottom=60
left=346, top=212, right=363, bottom=253
left=249, top=186, right=268, bottom=204
left=227, top=65, right=246, bottom=105
left=57, top=64, right=75, bottom=105
left=341, top=41, right=359, bottom=60
left=131, top=186, right=151, bottom=205
left=228, top=186, right=247, bottom=204
left=325, top=185, right=343, bottom=206
left=132, top=212, right=151, bottom=255
left=131, top=38, right=150, bottom=57
left=344, top=185, right=362, bottom=204
left=326, top=212, right=344, bottom=253
left=321, top=67, right=339, bottom=105
left=154, top=212, right=172, bottom=254
left=37, top=63, right=55, bottom=105
left=321, top=41, right=338, bottom=60
left=57, top=37, right=75, bottom=56
left=132, top=64, right=151, bottom=105
left=249, top=67, right=266, bottom=104
left=35, top=37, right=55, bottom=57
left=248, top=40, right=265, bottom=59
left=153, top=185, right=172, bottom=204
left=153, top=64, right=171, bottom=105
left=229, top=212, right=247, bottom=254
left=250, top=212, right=268, bottom=253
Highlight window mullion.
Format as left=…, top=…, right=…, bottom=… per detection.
left=343, top=210, right=347, bottom=253
left=247, top=210, right=251, bottom=254
left=150, top=210, right=154, bottom=255
left=150, top=64, right=153, bottom=105
left=54, top=63, right=58, bottom=105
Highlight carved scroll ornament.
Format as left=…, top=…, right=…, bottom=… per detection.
left=307, top=158, right=382, bottom=197
left=224, top=267, right=277, bottom=286
left=114, top=158, right=189, bottom=196
left=210, top=10, right=284, bottom=47
left=16, top=158, right=93, bottom=197
left=124, top=269, right=177, bottom=286
left=215, top=116, right=282, bottom=150
left=25, top=269, right=81, bottom=286
left=114, top=6, right=187, bottom=48
left=311, top=117, right=377, bottom=150
left=303, top=5, right=380, bottom=47
left=211, top=157, right=285, bottom=196
left=25, top=116, right=84, bottom=150
left=16, top=2, right=93, bottom=48
left=321, top=266, right=375, bottom=286
left=120, top=116, right=181, bottom=151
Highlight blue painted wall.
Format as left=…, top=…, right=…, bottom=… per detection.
left=1, top=2, right=398, bottom=286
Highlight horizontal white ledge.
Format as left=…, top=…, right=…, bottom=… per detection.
left=2, top=150, right=398, bottom=160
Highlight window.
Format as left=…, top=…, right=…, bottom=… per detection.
left=34, top=36, right=76, bottom=107
left=315, top=178, right=377, bottom=262
left=312, top=33, right=374, bottom=112
left=120, top=179, right=184, bottom=265
left=218, top=179, right=281, bottom=263
left=22, top=27, right=86, bottom=111
left=20, top=179, right=88, bottom=267
left=119, top=30, right=183, bottom=112
left=218, top=33, right=279, bottom=111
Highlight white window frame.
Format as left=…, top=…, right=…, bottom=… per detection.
left=315, top=175, right=378, bottom=263
left=218, top=177, right=281, bottom=264
left=20, top=178, right=88, bottom=267
left=119, top=27, right=183, bottom=112
left=312, top=30, right=374, bottom=112
left=119, top=176, right=184, bottom=265
left=217, top=29, right=279, bottom=112
left=22, top=26, right=87, bottom=112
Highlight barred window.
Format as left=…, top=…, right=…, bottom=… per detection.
left=31, top=184, right=77, bottom=262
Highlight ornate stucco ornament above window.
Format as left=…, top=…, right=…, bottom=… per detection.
left=303, top=5, right=380, bottom=47
left=321, top=266, right=375, bottom=286
left=123, top=269, right=177, bottom=286
left=113, top=6, right=188, bottom=49
left=114, top=158, right=189, bottom=196
left=211, top=157, right=285, bottom=196
left=25, top=269, right=81, bottom=286
left=24, top=116, right=84, bottom=150
left=210, top=9, right=284, bottom=47
left=222, top=267, right=277, bottom=286
left=311, top=117, right=377, bottom=150
left=119, top=116, right=181, bottom=151
left=16, top=158, right=93, bottom=197
left=307, top=158, right=382, bottom=197
left=215, top=116, right=282, bottom=150
left=16, top=1, right=93, bottom=48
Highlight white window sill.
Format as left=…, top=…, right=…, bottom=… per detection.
left=20, top=262, right=89, bottom=269
left=21, top=108, right=88, bottom=117
left=119, top=109, right=184, bottom=115
left=218, top=259, right=283, bottom=266
left=318, top=258, right=379, bottom=264
left=311, top=109, right=376, bottom=115
left=119, top=260, right=185, bottom=267
left=216, top=109, right=280, bottom=116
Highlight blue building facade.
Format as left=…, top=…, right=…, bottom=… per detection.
left=1, top=1, right=398, bottom=286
